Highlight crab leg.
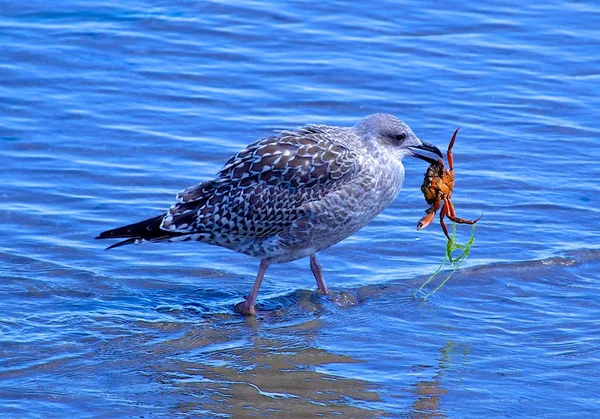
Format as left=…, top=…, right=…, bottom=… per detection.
left=446, top=198, right=457, bottom=219
left=447, top=127, right=460, bottom=170
left=447, top=212, right=483, bottom=225
left=445, top=199, right=482, bottom=225
left=439, top=203, right=451, bottom=240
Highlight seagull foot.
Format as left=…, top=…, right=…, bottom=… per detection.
left=234, top=296, right=257, bottom=316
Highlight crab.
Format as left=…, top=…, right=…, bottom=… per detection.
left=417, top=127, right=482, bottom=240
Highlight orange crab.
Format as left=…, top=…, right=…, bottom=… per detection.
left=417, top=128, right=482, bottom=240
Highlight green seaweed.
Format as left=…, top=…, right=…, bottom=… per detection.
left=415, top=223, right=477, bottom=299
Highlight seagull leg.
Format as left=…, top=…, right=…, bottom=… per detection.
left=235, top=259, right=270, bottom=316
left=310, top=254, right=328, bottom=295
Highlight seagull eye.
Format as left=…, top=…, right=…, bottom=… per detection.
left=395, top=133, right=407, bottom=142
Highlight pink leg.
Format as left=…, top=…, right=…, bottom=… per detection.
left=310, top=254, right=328, bottom=295
left=236, top=259, right=270, bottom=316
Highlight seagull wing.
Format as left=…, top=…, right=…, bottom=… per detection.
left=161, top=125, right=360, bottom=239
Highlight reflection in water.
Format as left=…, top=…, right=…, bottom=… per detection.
left=138, top=305, right=385, bottom=417
left=123, top=283, right=475, bottom=417
left=410, top=342, right=470, bottom=419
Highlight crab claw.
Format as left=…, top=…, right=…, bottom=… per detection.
left=417, top=209, right=436, bottom=230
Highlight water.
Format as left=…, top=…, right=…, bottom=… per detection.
left=1, top=0, right=600, bottom=417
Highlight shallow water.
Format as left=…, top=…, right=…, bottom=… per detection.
left=2, top=0, right=600, bottom=417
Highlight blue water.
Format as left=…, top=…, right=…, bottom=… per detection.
left=2, top=1, right=600, bottom=417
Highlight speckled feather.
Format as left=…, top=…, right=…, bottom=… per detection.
left=159, top=125, right=363, bottom=260
left=97, top=114, right=418, bottom=263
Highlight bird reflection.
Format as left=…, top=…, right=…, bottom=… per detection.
left=141, top=292, right=385, bottom=417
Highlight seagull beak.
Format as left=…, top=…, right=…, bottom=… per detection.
left=409, top=141, right=443, bottom=164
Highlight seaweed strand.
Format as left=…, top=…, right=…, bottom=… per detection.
left=415, top=223, right=476, bottom=299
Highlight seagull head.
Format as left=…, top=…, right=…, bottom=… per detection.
left=353, top=113, right=442, bottom=162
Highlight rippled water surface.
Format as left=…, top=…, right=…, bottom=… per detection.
left=2, top=1, right=600, bottom=417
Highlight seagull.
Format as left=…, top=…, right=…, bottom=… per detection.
left=96, top=114, right=442, bottom=315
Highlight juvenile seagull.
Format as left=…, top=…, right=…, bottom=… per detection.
left=97, top=114, right=441, bottom=315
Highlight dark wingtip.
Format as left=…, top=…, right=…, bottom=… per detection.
left=105, top=238, right=137, bottom=250
left=95, top=229, right=118, bottom=240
